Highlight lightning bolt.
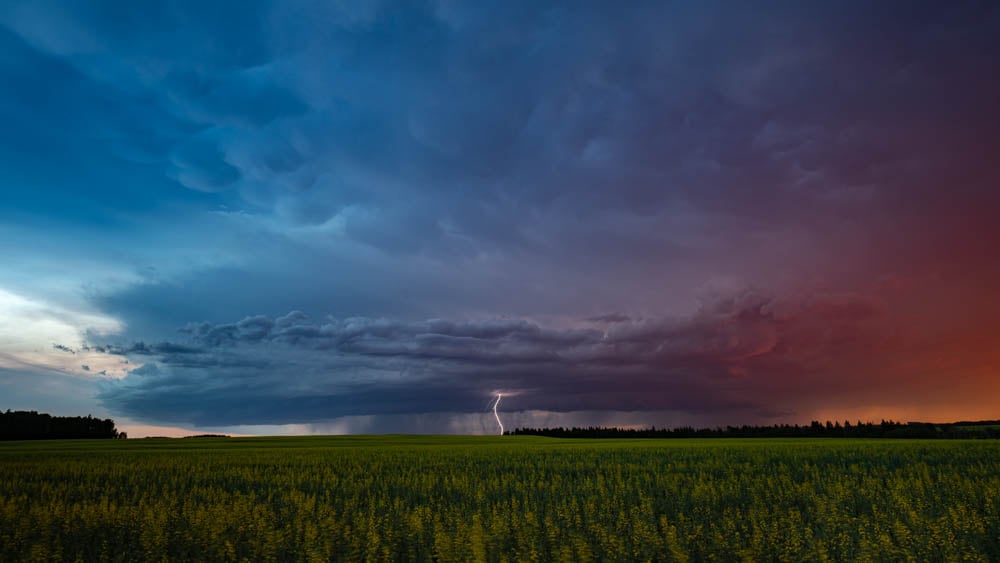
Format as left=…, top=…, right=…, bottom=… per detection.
left=493, top=393, right=504, bottom=436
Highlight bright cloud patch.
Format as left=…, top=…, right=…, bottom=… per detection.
left=0, top=287, right=129, bottom=378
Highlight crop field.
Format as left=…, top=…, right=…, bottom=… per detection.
left=1, top=436, right=998, bottom=562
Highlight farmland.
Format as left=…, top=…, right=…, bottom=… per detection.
left=1, top=436, right=998, bottom=561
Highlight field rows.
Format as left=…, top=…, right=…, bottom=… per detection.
left=1, top=437, right=998, bottom=561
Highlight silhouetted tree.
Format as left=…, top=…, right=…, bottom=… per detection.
left=509, top=419, right=1000, bottom=439
left=0, top=410, right=122, bottom=440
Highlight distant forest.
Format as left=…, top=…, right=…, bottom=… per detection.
left=0, top=410, right=124, bottom=440
left=509, top=420, right=1000, bottom=439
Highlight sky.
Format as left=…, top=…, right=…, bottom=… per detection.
left=1, top=1, right=999, bottom=437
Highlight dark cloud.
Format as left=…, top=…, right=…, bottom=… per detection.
left=168, top=133, right=242, bottom=192
left=52, top=344, right=75, bottom=354
left=97, top=288, right=913, bottom=426
left=2, top=2, right=999, bottom=431
left=587, top=313, right=631, bottom=324
left=165, top=66, right=308, bottom=127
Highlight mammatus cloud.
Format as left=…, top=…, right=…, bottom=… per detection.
left=3, top=2, right=998, bottom=321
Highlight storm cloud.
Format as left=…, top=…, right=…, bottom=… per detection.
left=2, top=2, right=999, bottom=433
left=98, top=288, right=915, bottom=427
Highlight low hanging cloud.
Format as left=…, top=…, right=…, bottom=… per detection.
left=97, top=289, right=903, bottom=427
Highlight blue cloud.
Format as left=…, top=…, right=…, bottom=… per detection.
left=1, top=1, right=999, bottom=431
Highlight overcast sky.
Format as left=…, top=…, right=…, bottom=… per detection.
left=2, top=1, right=999, bottom=436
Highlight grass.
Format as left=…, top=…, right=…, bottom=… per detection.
left=1, top=436, right=998, bottom=561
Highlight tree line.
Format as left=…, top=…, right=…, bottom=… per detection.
left=1, top=410, right=124, bottom=440
left=509, top=419, right=1000, bottom=439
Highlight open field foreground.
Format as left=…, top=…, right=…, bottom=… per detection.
left=1, top=437, right=998, bottom=561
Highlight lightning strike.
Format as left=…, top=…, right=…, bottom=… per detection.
left=493, top=393, right=504, bottom=436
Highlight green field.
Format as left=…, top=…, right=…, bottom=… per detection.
left=1, top=437, right=998, bottom=561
